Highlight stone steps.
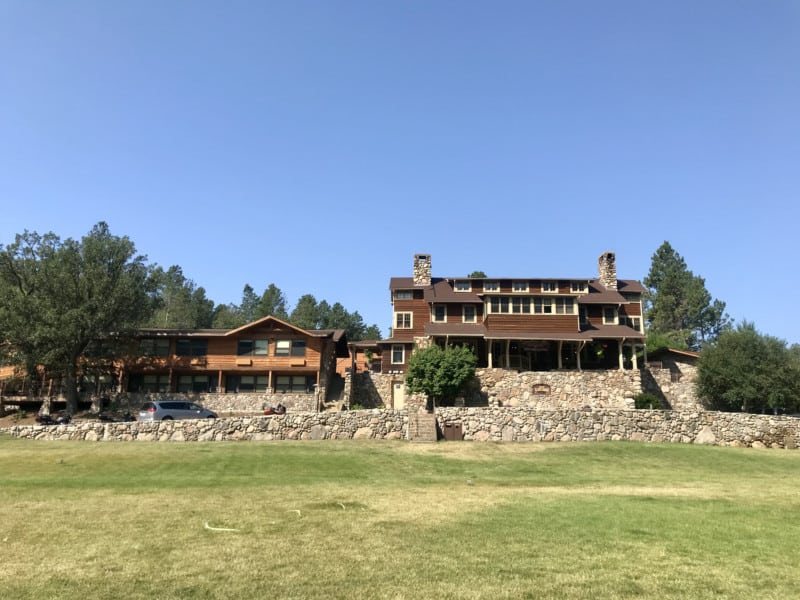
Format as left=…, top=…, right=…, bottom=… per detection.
left=407, top=412, right=438, bottom=442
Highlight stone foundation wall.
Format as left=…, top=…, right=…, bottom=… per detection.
left=467, top=368, right=642, bottom=409
left=435, top=407, right=799, bottom=448
left=643, top=365, right=703, bottom=411
left=350, top=372, right=391, bottom=408
left=105, top=391, right=318, bottom=415
left=5, top=408, right=799, bottom=449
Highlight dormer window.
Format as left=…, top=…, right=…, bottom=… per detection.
left=394, top=290, right=413, bottom=300
left=483, top=281, right=499, bottom=292
left=542, top=281, right=558, bottom=293
left=454, top=281, right=471, bottom=292
left=512, top=281, right=529, bottom=292
left=570, top=282, right=588, bottom=293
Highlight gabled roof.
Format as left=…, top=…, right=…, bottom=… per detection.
left=578, top=281, right=628, bottom=304
left=580, top=324, right=646, bottom=339
left=136, top=328, right=229, bottom=337
left=225, top=315, right=310, bottom=337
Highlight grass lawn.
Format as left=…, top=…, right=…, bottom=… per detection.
left=0, top=437, right=798, bottom=599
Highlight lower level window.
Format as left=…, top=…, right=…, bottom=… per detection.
left=128, top=374, right=170, bottom=393
left=177, top=375, right=212, bottom=393
left=275, top=375, right=311, bottom=393
left=392, top=345, right=405, bottom=364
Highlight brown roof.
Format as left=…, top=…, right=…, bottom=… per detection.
left=424, top=323, right=487, bottom=337
left=577, top=281, right=628, bottom=304
left=137, top=328, right=229, bottom=337
left=423, top=280, right=482, bottom=303
left=580, top=324, right=646, bottom=339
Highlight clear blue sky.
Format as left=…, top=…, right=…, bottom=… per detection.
left=2, top=1, right=799, bottom=343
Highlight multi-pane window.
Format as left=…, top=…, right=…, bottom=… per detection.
left=275, top=339, right=306, bottom=357
left=511, top=297, right=531, bottom=314
left=555, top=298, right=575, bottom=314
left=433, top=305, right=446, bottom=322
left=391, top=345, right=405, bottom=364
left=176, top=338, right=208, bottom=357
left=541, top=281, right=558, bottom=293
left=395, top=312, right=412, bottom=329
left=620, top=316, right=642, bottom=331
left=128, top=374, right=170, bottom=393
left=579, top=307, right=589, bottom=325
left=483, top=281, right=499, bottom=292
left=237, top=339, right=269, bottom=356
left=236, top=375, right=267, bottom=392
left=275, top=375, right=311, bottom=393
left=571, top=282, right=588, bottom=293
left=603, top=307, right=618, bottom=324
left=512, top=281, right=529, bottom=292
left=177, top=375, right=212, bottom=393
left=394, top=290, right=413, bottom=300
left=534, top=298, right=553, bottom=314
left=463, top=305, right=477, bottom=323
left=455, top=281, right=471, bottom=292
left=138, top=338, right=170, bottom=357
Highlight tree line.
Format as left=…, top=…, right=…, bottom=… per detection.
left=0, top=223, right=381, bottom=409
left=644, top=241, right=799, bottom=414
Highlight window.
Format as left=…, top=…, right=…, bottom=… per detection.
left=433, top=305, right=446, bottom=322
left=275, top=375, right=311, bottom=393
left=579, top=307, right=589, bottom=325
left=511, top=297, right=530, bottom=314
left=455, top=281, right=471, bottom=292
left=254, top=339, right=269, bottom=355
left=395, top=312, right=412, bottom=329
left=620, top=316, right=642, bottom=331
left=177, top=375, right=211, bottom=393
left=275, top=339, right=306, bottom=357
left=555, top=297, right=575, bottom=314
left=483, top=281, right=499, bottom=292
left=138, top=338, right=170, bottom=357
left=128, top=374, right=169, bottom=393
left=176, top=338, right=208, bottom=357
left=463, top=305, right=477, bottom=323
left=541, top=281, right=558, bottom=293
left=237, top=339, right=253, bottom=356
left=534, top=298, right=553, bottom=314
left=394, top=290, right=413, bottom=300
left=571, top=282, right=588, bottom=293
left=603, top=307, right=618, bottom=325
left=291, top=339, right=306, bottom=357
left=391, top=345, right=405, bottom=364
left=512, top=281, right=529, bottom=292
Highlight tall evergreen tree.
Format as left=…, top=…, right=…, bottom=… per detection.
left=289, top=294, right=320, bottom=329
left=257, top=283, right=289, bottom=320
left=148, top=265, right=214, bottom=328
left=644, top=241, right=731, bottom=350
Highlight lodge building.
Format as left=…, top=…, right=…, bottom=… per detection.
left=379, top=252, right=645, bottom=377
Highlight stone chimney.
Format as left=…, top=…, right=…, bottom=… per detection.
left=413, top=254, right=432, bottom=286
left=598, top=251, right=617, bottom=290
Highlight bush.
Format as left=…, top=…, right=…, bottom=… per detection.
left=634, top=392, right=664, bottom=410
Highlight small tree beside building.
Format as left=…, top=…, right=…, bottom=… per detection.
left=405, top=344, right=477, bottom=409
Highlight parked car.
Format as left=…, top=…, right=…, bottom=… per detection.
left=138, top=400, right=217, bottom=422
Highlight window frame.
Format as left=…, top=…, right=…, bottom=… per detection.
left=603, top=307, right=619, bottom=325
left=462, top=305, right=477, bottom=323
left=432, top=305, right=446, bottom=323
left=570, top=282, right=588, bottom=293
left=394, top=290, right=413, bottom=300
left=391, top=344, right=405, bottom=364
left=394, top=311, right=413, bottom=329
left=483, top=281, right=499, bottom=292
left=175, top=338, right=208, bottom=357
left=541, top=281, right=558, bottom=293
left=454, top=281, right=472, bottom=292
left=512, top=281, right=529, bottom=293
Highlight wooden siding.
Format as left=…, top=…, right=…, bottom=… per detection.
left=392, top=298, right=429, bottom=339
left=485, top=314, right=579, bottom=332
left=621, top=302, right=642, bottom=317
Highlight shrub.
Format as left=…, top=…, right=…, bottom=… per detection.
left=634, top=392, right=664, bottom=410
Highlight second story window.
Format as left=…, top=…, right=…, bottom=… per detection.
left=433, top=305, right=446, bottom=322
left=512, top=281, right=529, bottom=292
left=275, top=339, right=307, bottom=357
left=176, top=338, right=208, bottom=357
left=395, top=312, right=412, bottom=329
left=455, top=281, right=471, bottom=292
left=394, top=290, right=413, bottom=300
left=603, top=307, right=618, bottom=325
left=237, top=339, right=269, bottom=356
left=139, top=338, right=170, bottom=357
left=483, top=281, right=499, bottom=292
left=571, top=282, right=588, bottom=293
left=463, top=305, right=476, bottom=323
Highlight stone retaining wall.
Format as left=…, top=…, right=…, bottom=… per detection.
left=4, top=408, right=799, bottom=449
left=103, top=391, right=319, bottom=415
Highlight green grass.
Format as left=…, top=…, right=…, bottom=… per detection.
left=0, top=438, right=798, bottom=599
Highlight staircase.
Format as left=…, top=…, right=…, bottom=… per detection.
left=407, top=412, right=438, bottom=442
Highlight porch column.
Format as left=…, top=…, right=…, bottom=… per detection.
left=576, top=343, right=582, bottom=371
left=268, top=370, right=273, bottom=393
left=618, top=339, right=624, bottom=370
left=557, top=341, right=563, bottom=369
left=487, top=340, right=493, bottom=368
left=217, top=370, right=223, bottom=392
left=505, top=339, right=511, bottom=369
left=632, top=345, right=638, bottom=369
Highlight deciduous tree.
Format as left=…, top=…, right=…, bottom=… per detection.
left=405, top=345, right=477, bottom=408
left=0, top=223, right=153, bottom=412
